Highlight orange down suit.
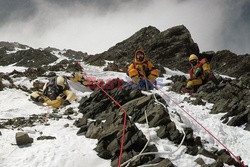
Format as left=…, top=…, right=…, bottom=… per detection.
left=128, top=50, right=159, bottom=84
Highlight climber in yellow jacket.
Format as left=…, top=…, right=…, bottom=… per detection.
left=183, top=54, right=213, bottom=93
left=128, top=50, right=159, bottom=89
left=30, top=76, right=77, bottom=108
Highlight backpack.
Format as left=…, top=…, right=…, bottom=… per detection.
left=43, top=77, right=66, bottom=99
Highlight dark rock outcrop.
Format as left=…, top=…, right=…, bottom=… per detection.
left=84, top=25, right=199, bottom=73
left=169, top=75, right=250, bottom=131
left=62, top=49, right=88, bottom=60
left=16, top=132, right=33, bottom=146
left=0, top=48, right=58, bottom=67
left=37, top=136, right=56, bottom=140
left=0, top=41, right=28, bottom=51
left=76, top=79, right=203, bottom=166
left=0, top=74, right=3, bottom=91
left=0, top=115, right=48, bottom=128
left=210, top=50, right=250, bottom=78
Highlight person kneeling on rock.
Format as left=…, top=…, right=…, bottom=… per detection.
left=127, top=50, right=159, bottom=90
left=182, top=54, right=214, bottom=94
left=30, top=76, right=76, bottom=108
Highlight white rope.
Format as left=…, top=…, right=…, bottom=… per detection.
left=123, top=110, right=151, bottom=167
left=153, top=92, right=186, bottom=153
left=121, top=92, right=186, bottom=167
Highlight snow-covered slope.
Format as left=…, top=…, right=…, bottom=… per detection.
left=0, top=51, right=249, bottom=167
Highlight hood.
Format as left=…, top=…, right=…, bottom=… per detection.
left=134, top=50, right=147, bottom=63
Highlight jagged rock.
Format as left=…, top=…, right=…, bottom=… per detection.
left=227, top=110, right=249, bottom=126
left=211, top=99, right=229, bottom=114
left=186, top=146, right=199, bottom=155
left=139, top=103, right=171, bottom=128
left=0, top=41, right=28, bottom=51
left=168, top=75, right=187, bottom=93
left=47, top=72, right=57, bottom=77
left=157, top=125, right=168, bottom=138
left=0, top=123, right=6, bottom=129
left=211, top=50, right=250, bottom=78
left=85, top=122, right=102, bottom=139
left=77, top=79, right=201, bottom=166
left=78, top=79, right=144, bottom=120
left=198, top=148, right=217, bottom=159
left=245, top=123, right=250, bottom=131
left=62, top=49, right=88, bottom=60
left=49, top=113, right=62, bottom=119
left=239, top=73, right=250, bottom=88
left=64, top=123, right=69, bottom=128
left=0, top=75, right=3, bottom=91
left=170, top=75, right=250, bottom=129
left=64, top=108, right=74, bottom=115
left=48, top=64, right=65, bottom=71
left=103, top=63, right=120, bottom=72
left=202, top=160, right=224, bottom=167
left=32, top=80, right=45, bottom=91
left=25, top=67, right=46, bottom=79
left=43, top=46, right=60, bottom=53
left=76, top=125, right=89, bottom=135
left=184, top=128, right=195, bottom=145
left=74, top=117, right=87, bottom=128
left=0, top=48, right=58, bottom=67
left=155, top=159, right=175, bottom=167
left=139, top=157, right=164, bottom=166
left=37, top=136, right=56, bottom=140
left=192, top=97, right=206, bottom=106
left=16, top=132, right=33, bottom=145
left=85, top=25, right=199, bottom=74
left=157, top=122, right=184, bottom=145
left=217, top=152, right=241, bottom=167
left=93, top=111, right=155, bottom=167
left=195, top=157, right=206, bottom=165
left=3, top=117, right=37, bottom=128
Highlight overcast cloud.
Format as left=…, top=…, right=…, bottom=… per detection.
left=0, top=0, right=249, bottom=54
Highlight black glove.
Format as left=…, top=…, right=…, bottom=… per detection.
left=144, top=68, right=150, bottom=77
left=37, top=96, right=45, bottom=103
left=63, top=100, right=71, bottom=106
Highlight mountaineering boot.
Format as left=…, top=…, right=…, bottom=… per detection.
left=181, top=87, right=194, bottom=94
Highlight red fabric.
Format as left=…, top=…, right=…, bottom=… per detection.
left=189, top=68, right=194, bottom=78
left=189, top=58, right=208, bottom=79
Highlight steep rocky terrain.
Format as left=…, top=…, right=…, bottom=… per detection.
left=0, top=42, right=88, bottom=68
left=84, top=25, right=199, bottom=74
left=75, top=79, right=242, bottom=167
left=0, top=24, right=249, bottom=167
left=84, top=25, right=250, bottom=81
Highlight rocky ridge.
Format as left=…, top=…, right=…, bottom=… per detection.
left=75, top=79, right=243, bottom=167
left=0, top=24, right=249, bottom=166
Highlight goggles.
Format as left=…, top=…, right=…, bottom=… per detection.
left=190, top=59, right=198, bottom=66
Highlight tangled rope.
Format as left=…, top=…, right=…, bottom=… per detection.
left=121, top=92, right=186, bottom=167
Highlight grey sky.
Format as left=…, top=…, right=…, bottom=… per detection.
left=0, top=0, right=249, bottom=54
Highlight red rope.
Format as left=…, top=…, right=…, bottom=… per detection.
left=156, top=88, right=246, bottom=167
left=77, top=62, right=127, bottom=167
left=76, top=62, right=246, bottom=167
left=96, top=84, right=127, bottom=167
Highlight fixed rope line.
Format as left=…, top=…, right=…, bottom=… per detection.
left=122, top=110, right=150, bottom=167
left=75, top=64, right=245, bottom=167
left=76, top=62, right=127, bottom=167
left=121, top=92, right=186, bottom=167
left=95, top=83, right=128, bottom=167
left=154, top=86, right=246, bottom=167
